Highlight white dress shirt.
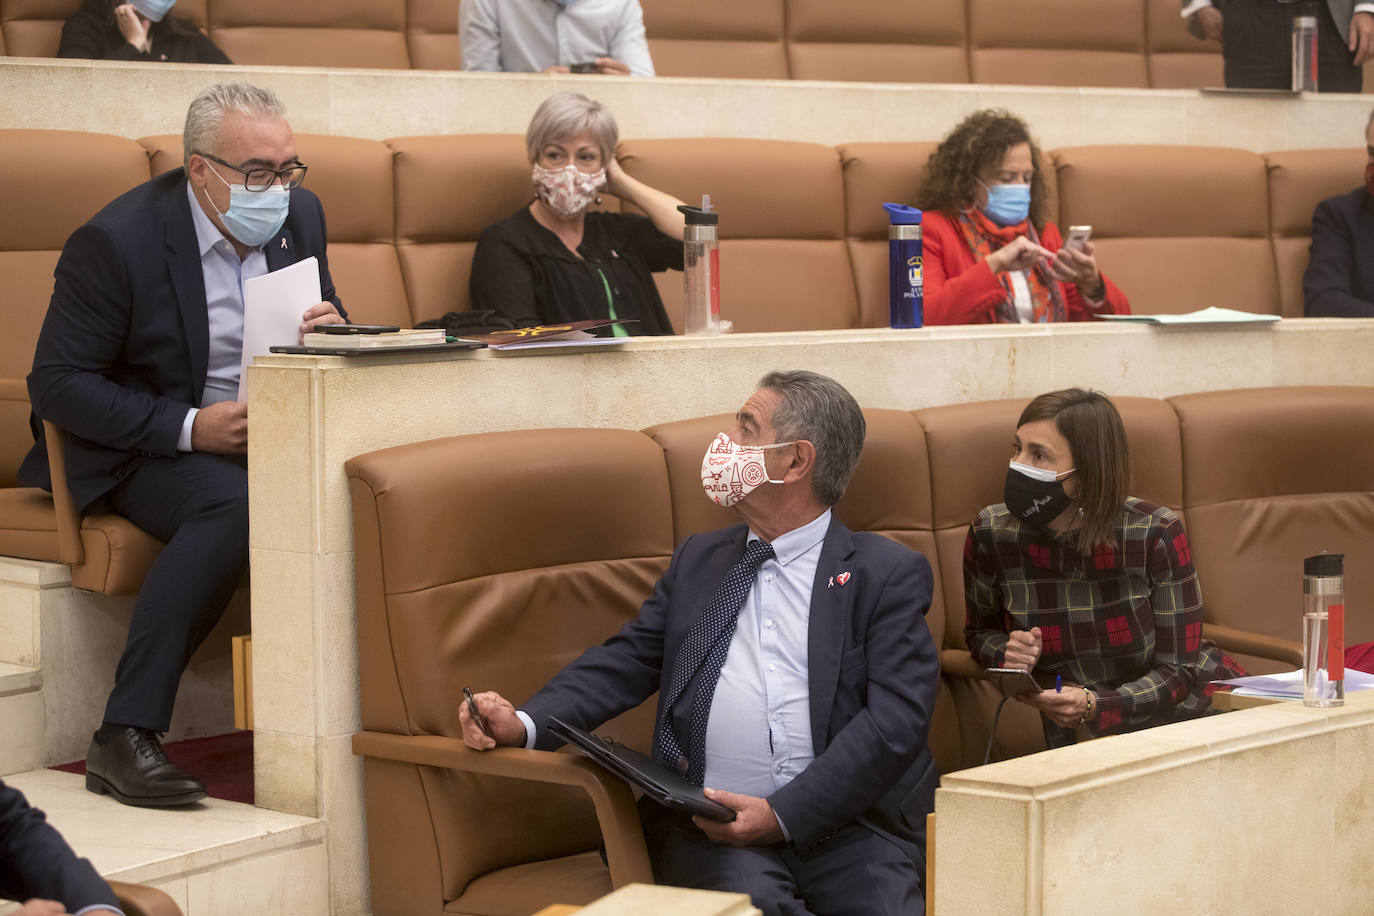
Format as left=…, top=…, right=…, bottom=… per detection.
left=179, top=182, right=267, bottom=451
left=460, top=0, right=656, bottom=76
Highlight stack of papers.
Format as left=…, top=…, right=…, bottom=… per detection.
left=1098, top=307, right=1281, bottom=326
left=1212, top=669, right=1374, bottom=698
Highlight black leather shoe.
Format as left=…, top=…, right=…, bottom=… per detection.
left=84, top=727, right=207, bottom=807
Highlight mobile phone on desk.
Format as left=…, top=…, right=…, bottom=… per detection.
left=570, top=62, right=599, bottom=73
left=987, top=667, right=1044, bottom=698
left=1064, top=225, right=1093, bottom=252
left=318, top=323, right=401, bottom=335
left=462, top=686, right=495, bottom=739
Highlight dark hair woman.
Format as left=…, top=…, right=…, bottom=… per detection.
left=916, top=109, right=1130, bottom=325
left=963, top=388, right=1244, bottom=748
left=58, top=0, right=231, bottom=64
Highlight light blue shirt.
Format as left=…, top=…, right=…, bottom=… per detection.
left=701, top=510, right=828, bottom=838
left=178, top=182, right=267, bottom=451
left=459, top=0, right=655, bottom=76
left=74, top=906, right=125, bottom=916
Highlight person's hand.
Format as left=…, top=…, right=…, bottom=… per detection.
left=458, top=690, right=527, bottom=750
left=191, top=401, right=248, bottom=455
left=985, top=236, right=1053, bottom=274
left=1050, top=240, right=1105, bottom=299
left=298, top=301, right=344, bottom=341
left=1351, top=12, right=1374, bottom=66
left=692, top=788, right=784, bottom=847
left=594, top=57, right=631, bottom=75
left=1003, top=627, right=1042, bottom=670
left=602, top=157, right=629, bottom=197
left=1194, top=6, right=1223, bottom=43
left=541, top=64, right=571, bottom=74
left=14, top=900, right=70, bottom=915
left=114, top=4, right=151, bottom=52
left=1018, top=686, right=1092, bottom=728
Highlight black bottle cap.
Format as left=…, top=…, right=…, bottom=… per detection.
left=678, top=204, right=718, bottom=225
left=1304, top=553, right=1344, bottom=576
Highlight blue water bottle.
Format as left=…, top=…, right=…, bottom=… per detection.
left=883, top=203, right=923, bottom=329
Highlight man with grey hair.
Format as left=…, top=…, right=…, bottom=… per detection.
left=460, top=0, right=655, bottom=76
left=20, top=81, right=345, bottom=807
left=463, top=370, right=940, bottom=914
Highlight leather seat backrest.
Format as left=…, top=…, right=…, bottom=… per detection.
left=346, top=427, right=674, bottom=900
left=619, top=138, right=857, bottom=333
left=1171, top=386, right=1374, bottom=650
left=409, top=0, right=460, bottom=70
left=1265, top=148, right=1365, bottom=318
left=2, top=0, right=81, bottom=58
left=1145, top=0, right=1223, bottom=88
left=0, top=129, right=150, bottom=486
left=638, top=0, right=788, bottom=78
left=141, top=133, right=411, bottom=328
left=1054, top=144, right=1277, bottom=315
left=967, top=0, right=1148, bottom=88
left=784, top=0, right=969, bottom=84
left=207, top=0, right=411, bottom=68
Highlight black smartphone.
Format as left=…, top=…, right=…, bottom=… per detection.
left=462, top=686, right=495, bottom=738
left=570, top=62, right=599, bottom=73
left=987, top=667, right=1044, bottom=698
left=318, top=323, right=401, bottom=335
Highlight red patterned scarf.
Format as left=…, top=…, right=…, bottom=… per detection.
left=956, top=209, right=1066, bottom=323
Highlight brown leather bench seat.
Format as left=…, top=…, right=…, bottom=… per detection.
left=347, top=384, right=1374, bottom=916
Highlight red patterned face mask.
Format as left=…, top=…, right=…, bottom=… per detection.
left=532, top=163, right=606, bottom=219
left=700, top=432, right=795, bottom=508
left=1364, top=162, right=1374, bottom=197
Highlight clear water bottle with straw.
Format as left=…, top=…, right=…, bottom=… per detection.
left=678, top=196, right=722, bottom=336
left=1292, top=9, right=1318, bottom=92
left=1303, top=552, right=1344, bottom=707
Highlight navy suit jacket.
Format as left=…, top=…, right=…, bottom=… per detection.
left=0, top=779, right=118, bottom=911
left=522, top=516, right=940, bottom=862
left=1304, top=186, right=1374, bottom=318
left=18, top=168, right=343, bottom=510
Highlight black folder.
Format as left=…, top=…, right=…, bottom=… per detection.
left=546, top=716, right=736, bottom=822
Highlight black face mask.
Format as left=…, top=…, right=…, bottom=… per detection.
left=1004, top=463, right=1074, bottom=528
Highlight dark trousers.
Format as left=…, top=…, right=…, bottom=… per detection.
left=639, top=803, right=924, bottom=916
left=1223, top=0, right=1363, bottom=92
left=100, top=452, right=249, bottom=732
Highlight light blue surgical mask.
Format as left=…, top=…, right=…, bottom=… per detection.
left=205, top=164, right=290, bottom=248
left=130, top=0, right=176, bottom=22
left=979, top=181, right=1031, bottom=227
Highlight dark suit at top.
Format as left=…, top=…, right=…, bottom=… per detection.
left=18, top=169, right=343, bottom=732
left=1304, top=186, right=1374, bottom=317
left=0, top=779, right=118, bottom=911
left=522, top=517, right=940, bottom=868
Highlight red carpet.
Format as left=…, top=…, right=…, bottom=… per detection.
left=53, top=730, right=254, bottom=805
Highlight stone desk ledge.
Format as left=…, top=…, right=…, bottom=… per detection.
left=243, top=318, right=1374, bottom=915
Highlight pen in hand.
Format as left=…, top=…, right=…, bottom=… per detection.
left=463, top=686, right=495, bottom=740
left=1055, top=675, right=1062, bottom=693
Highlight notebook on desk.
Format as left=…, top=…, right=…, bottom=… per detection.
left=546, top=716, right=736, bottom=822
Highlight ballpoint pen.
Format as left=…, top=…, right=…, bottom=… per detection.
left=1055, top=675, right=1062, bottom=693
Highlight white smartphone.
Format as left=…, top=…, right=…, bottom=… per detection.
left=1064, top=225, right=1093, bottom=252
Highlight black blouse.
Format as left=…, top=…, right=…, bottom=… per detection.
left=468, top=206, right=684, bottom=336
left=57, top=12, right=232, bottom=63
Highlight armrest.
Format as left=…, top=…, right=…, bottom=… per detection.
left=352, top=731, right=653, bottom=888
left=939, top=648, right=987, bottom=680
left=109, top=880, right=184, bottom=916
left=42, top=420, right=85, bottom=566
left=1203, top=624, right=1303, bottom=669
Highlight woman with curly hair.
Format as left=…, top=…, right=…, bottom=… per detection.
left=915, top=109, right=1130, bottom=325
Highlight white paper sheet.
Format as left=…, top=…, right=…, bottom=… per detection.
left=1097, top=306, right=1281, bottom=326
left=1213, top=668, right=1374, bottom=697
left=239, top=256, right=320, bottom=401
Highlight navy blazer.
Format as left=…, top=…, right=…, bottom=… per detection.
left=0, top=779, right=118, bottom=911
left=19, top=169, right=343, bottom=510
left=1304, top=186, right=1374, bottom=318
left=522, top=516, right=940, bottom=861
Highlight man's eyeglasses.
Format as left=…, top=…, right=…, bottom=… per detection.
left=196, top=151, right=308, bottom=191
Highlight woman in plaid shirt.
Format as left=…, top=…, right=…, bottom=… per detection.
left=964, top=388, right=1244, bottom=748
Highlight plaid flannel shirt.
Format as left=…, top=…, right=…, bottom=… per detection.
left=964, top=498, right=1243, bottom=745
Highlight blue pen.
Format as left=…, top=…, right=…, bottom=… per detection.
left=1055, top=675, right=1062, bottom=693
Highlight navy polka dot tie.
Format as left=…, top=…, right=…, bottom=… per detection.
left=656, top=538, right=775, bottom=785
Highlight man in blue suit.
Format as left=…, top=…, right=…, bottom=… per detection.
left=0, top=779, right=121, bottom=915
left=19, top=82, right=345, bottom=807
left=1304, top=110, right=1374, bottom=316
left=463, top=370, right=939, bottom=915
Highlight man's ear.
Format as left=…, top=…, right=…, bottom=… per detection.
left=782, top=440, right=816, bottom=484
left=186, top=153, right=207, bottom=187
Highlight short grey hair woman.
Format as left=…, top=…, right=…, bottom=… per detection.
left=467, top=92, right=689, bottom=336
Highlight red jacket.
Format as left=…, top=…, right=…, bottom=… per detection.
left=921, top=211, right=1131, bottom=325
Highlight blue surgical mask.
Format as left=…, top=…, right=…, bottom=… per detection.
left=980, top=181, right=1031, bottom=227
left=205, top=165, right=290, bottom=248
left=130, top=0, right=176, bottom=22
